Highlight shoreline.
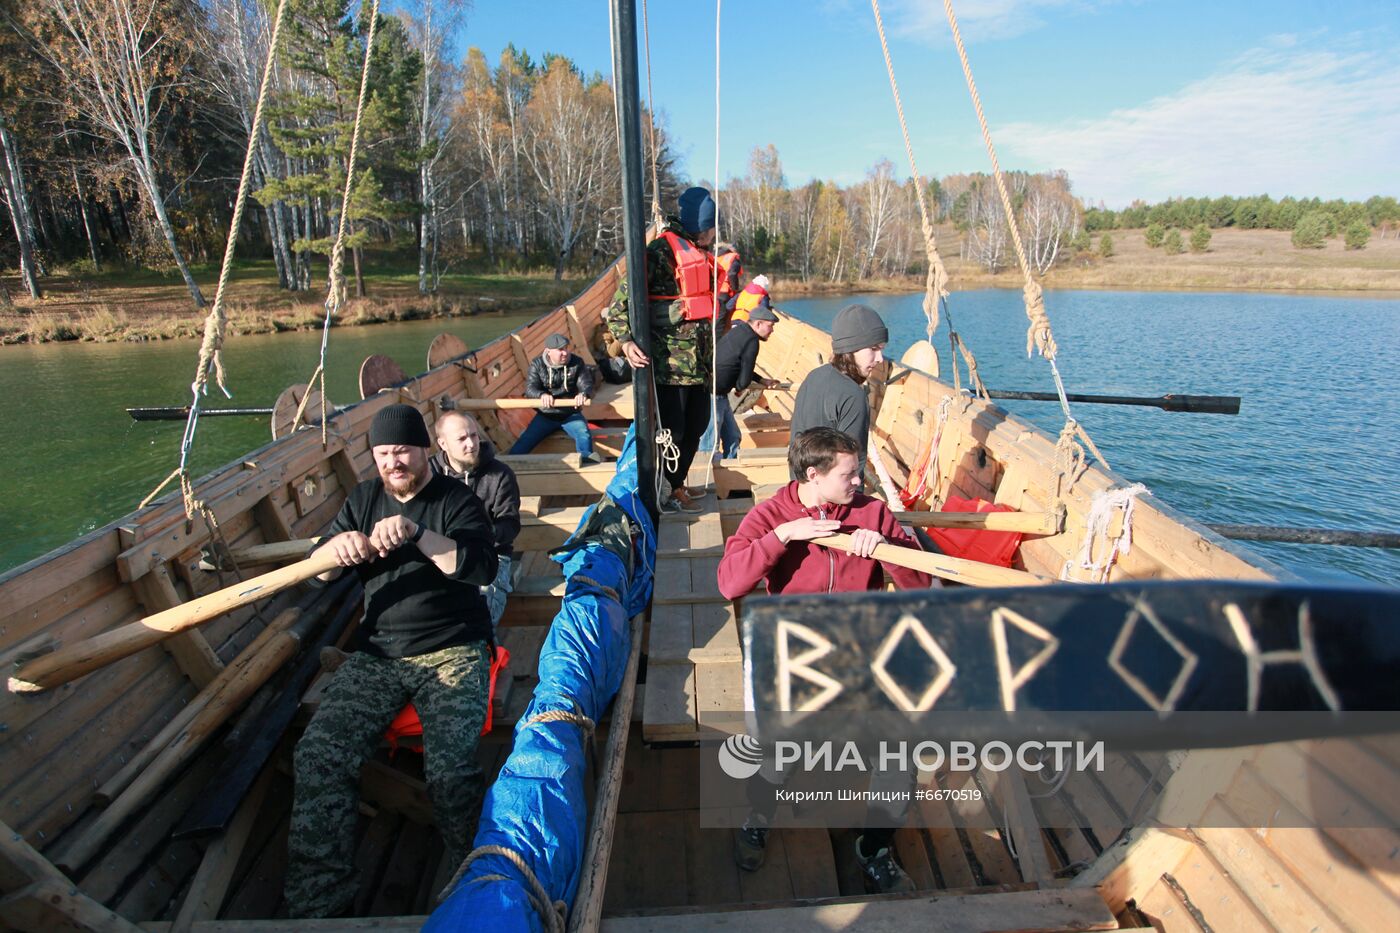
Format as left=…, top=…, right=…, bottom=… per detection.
left=5, top=227, right=1399, bottom=345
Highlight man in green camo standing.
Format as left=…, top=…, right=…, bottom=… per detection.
left=605, top=186, right=717, bottom=513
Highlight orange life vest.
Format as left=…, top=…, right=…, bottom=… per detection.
left=731, top=281, right=769, bottom=323
left=716, top=250, right=743, bottom=300
left=651, top=231, right=716, bottom=322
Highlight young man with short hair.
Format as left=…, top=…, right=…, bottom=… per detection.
left=788, top=303, right=889, bottom=475
left=433, top=411, right=521, bottom=630
left=716, top=427, right=929, bottom=891
left=510, top=333, right=598, bottom=462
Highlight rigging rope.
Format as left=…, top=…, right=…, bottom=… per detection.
left=868, top=0, right=987, bottom=400
left=640, top=0, right=664, bottom=226
left=702, top=0, right=723, bottom=490
left=297, top=0, right=384, bottom=445
left=144, top=0, right=290, bottom=519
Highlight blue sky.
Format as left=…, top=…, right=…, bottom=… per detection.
left=446, top=1, right=1399, bottom=207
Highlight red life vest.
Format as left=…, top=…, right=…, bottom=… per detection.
left=384, top=644, right=511, bottom=753
left=731, top=281, right=769, bottom=323
left=716, top=250, right=743, bottom=300
left=651, top=231, right=716, bottom=322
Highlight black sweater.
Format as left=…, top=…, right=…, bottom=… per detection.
left=715, top=321, right=761, bottom=395
left=326, top=472, right=498, bottom=658
left=431, top=439, right=522, bottom=557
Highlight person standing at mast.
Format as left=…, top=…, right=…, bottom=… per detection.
left=605, top=186, right=719, bottom=513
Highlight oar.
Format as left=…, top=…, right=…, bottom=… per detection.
left=983, top=390, right=1240, bottom=414
left=7, top=549, right=341, bottom=694
left=129, top=406, right=284, bottom=421
left=1207, top=523, right=1400, bottom=549
left=128, top=396, right=591, bottom=422
left=812, top=533, right=1052, bottom=588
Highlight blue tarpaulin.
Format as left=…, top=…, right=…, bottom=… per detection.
left=424, top=426, right=655, bottom=932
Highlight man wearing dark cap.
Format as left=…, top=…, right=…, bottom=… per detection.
left=605, top=185, right=718, bottom=512
left=285, top=403, right=499, bottom=919
left=789, top=303, right=889, bottom=476
left=710, top=302, right=779, bottom=459
left=509, top=332, right=599, bottom=463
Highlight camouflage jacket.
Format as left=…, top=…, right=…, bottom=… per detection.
left=604, top=218, right=714, bottom=387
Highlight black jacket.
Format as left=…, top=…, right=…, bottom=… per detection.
left=715, top=321, right=761, bottom=395
left=525, top=352, right=595, bottom=420
left=431, top=439, right=522, bottom=557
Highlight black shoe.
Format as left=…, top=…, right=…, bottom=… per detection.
left=855, top=835, right=915, bottom=893
left=733, top=821, right=769, bottom=871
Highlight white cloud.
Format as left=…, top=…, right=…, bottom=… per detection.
left=996, top=41, right=1400, bottom=206
left=881, top=0, right=1105, bottom=43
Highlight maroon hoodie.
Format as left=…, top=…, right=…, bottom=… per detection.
left=717, top=481, right=932, bottom=599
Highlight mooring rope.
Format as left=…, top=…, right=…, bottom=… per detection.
left=1066, top=483, right=1148, bottom=582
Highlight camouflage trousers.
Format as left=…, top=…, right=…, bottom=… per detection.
left=284, top=641, right=490, bottom=919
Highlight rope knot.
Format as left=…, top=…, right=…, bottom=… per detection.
left=1022, top=278, right=1057, bottom=360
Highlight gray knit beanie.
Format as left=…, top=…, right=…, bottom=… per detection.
left=369, top=403, right=431, bottom=448
left=830, top=304, right=888, bottom=354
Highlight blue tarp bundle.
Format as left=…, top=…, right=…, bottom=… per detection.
left=424, top=426, right=655, bottom=932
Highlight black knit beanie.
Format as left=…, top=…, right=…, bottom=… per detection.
left=830, top=304, right=888, bottom=354
left=369, top=403, right=431, bottom=448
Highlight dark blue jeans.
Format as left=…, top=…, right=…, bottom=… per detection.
left=508, top=410, right=594, bottom=456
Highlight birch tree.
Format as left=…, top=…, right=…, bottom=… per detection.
left=33, top=0, right=207, bottom=307
left=522, top=59, right=611, bottom=280
left=0, top=111, right=43, bottom=297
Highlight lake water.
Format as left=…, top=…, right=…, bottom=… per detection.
left=1, top=290, right=1396, bottom=585
left=782, top=290, right=1400, bottom=586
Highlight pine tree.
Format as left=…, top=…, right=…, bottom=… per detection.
left=1189, top=224, right=1211, bottom=253
left=1098, top=233, right=1114, bottom=258
left=1344, top=222, right=1371, bottom=251
left=256, top=0, right=421, bottom=298
left=1163, top=229, right=1183, bottom=255
left=1144, top=223, right=1165, bottom=248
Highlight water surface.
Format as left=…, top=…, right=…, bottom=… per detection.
left=782, top=289, right=1399, bottom=586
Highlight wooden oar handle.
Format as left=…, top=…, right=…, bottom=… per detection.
left=813, top=533, right=1050, bottom=588
left=445, top=397, right=587, bottom=411
left=7, top=550, right=341, bottom=694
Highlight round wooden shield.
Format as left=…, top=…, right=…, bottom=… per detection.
left=900, top=340, right=940, bottom=378
left=358, top=354, right=408, bottom=400
left=427, top=333, right=470, bottom=371
left=271, top=384, right=334, bottom=440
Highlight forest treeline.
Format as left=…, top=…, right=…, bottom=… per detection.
left=0, top=0, right=685, bottom=306
left=1, top=0, right=1396, bottom=310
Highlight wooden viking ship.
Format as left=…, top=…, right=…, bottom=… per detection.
left=2, top=245, right=1397, bottom=932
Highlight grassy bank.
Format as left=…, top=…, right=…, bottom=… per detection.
left=0, top=258, right=578, bottom=345
left=771, top=227, right=1400, bottom=298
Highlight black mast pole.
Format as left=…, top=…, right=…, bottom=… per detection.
left=609, top=0, right=658, bottom=519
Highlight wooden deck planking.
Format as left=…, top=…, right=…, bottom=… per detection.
left=600, top=887, right=1118, bottom=931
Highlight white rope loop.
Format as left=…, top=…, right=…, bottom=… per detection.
left=1066, top=483, right=1148, bottom=583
